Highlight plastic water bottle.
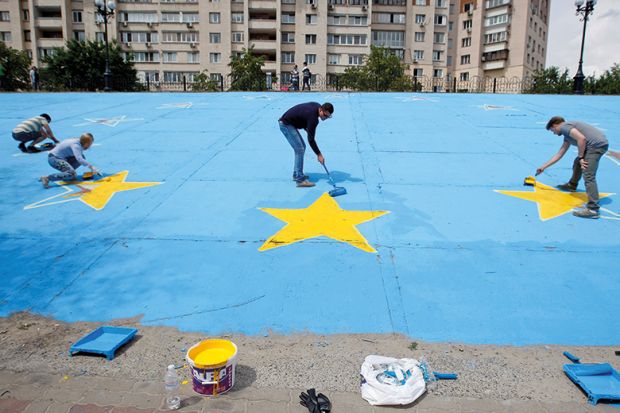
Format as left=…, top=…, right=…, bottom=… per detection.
left=164, top=364, right=181, bottom=410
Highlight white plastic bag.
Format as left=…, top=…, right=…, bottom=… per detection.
left=360, top=355, right=426, bottom=406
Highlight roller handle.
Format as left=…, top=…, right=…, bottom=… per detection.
left=563, top=351, right=581, bottom=364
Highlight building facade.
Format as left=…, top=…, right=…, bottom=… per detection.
left=0, top=0, right=549, bottom=90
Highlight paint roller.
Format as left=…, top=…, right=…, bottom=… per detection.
left=321, top=163, right=347, bottom=197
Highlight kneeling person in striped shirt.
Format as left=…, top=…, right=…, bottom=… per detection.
left=12, top=113, right=59, bottom=153
left=40, top=133, right=100, bottom=189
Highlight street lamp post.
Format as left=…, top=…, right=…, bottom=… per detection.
left=573, top=0, right=596, bottom=95
left=94, top=0, right=116, bottom=92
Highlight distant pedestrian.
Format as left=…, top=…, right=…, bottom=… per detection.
left=302, top=62, right=312, bottom=91
left=40, top=133, right=100, bottom=188
left=291, top=64, right=300, bottom=91
left=30, top=66, right=39, bottom=90
left=12, top=113, right=59, bottom=153
left=278, top=102, right=333, bottom=187
left=536, top=116, right=609, bottom=219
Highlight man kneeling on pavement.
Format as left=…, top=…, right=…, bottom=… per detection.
left=12, top=113, right=59, bottom=153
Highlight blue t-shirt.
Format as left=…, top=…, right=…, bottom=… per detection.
left=279, top=102, right=322, bottom=155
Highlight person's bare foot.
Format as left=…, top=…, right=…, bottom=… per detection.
left=39, top=176, right=49, bottom=189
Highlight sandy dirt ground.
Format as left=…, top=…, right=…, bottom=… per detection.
left=1, top=312, right=619, bottom=404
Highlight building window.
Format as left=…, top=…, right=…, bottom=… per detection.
left=485, top=14, right=509, bottom=27
left=282, top=13, right=295, bottom=24
left=448, top=21, right=453, bottom=31
left=232, top=32, right=244, bottom=43
left=305, top=34, right=317, bottom=44
left=73, top=31, right=85, bottom=41
left=348, top=15, right=367, bottom=26
left=372, top=31, right=404, bottom=48
left=22, top=9, right=29, bottom=21
left=432, top=50, right=442, bottom=61
left=0, top=31, right=11, bottom=41
left=433, top=69, right=443, bottom=78
left=461, top=37, right=471, bottom=47
left=232, top=13, right=244, bottom=23
left=0, top=11, right=10, bottom=22
left=447, top=55, right=452, bottom=65
left=282, top=32, right=294, bottom=43
left=434, top=15, right=446, bottom=25
left=24, top=30, right=31, bottom=41
left=209, top=13, right=220, bottom=23
left=460, top=54, right=470, bottom=64
left=484, top=31, right=507, bottom=44
left=415, top=0, right=425, bottom=4
left=415, top=14, right=426, bottom=24
left=327, top=33, right=368, bottom=45
left=436, top=0, right=447, bottom=7
left=414, top=32, right=424, bottom=42
left=210, top=33, right=221, bottom=43
left=282, top=51, right=295, bottom=63
left=72, top=11, right=82, bottom=23
left=413, top=68, right=423, bottom=77
left=328, top=15, right=346, bottom=25
left=433, top=32, right=445, bottom=43
left=187, top=52, right=200, bottom=63
left=413, top=50, right=424, bottom=61
left=328, top=54, right=340, bottom=65
left=163, top=52, right=178, bottom=63
left=210, top=53, right=221, bottom=63
left=373, top=13, right=406, bottom=24
left=306, top=14, right=317, bottom=24
left=305, top=54, right=316, bottom=64
left=349, top=54, right=363, bottom=65
left=463, top=20, right=472, bottom=29
left=460, top=72, right=469, bottom=81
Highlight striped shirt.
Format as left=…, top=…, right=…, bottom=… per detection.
left=13, top=116, right=48, bottom=134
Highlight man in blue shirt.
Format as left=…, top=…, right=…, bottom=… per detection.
left=279, top=102, right=333, bottom=187
left=40, top=133, right=100, bottom=188
left=537, top=116, right=609, bottom=219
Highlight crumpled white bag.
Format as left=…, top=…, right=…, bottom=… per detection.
left=360, top=355, right=426, bottom=406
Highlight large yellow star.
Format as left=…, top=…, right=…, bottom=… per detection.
left=495, top=181, right=613, bottom=221
left=59, top=170, right=162, bottom=210
left=259, top=193, right=389, bottom=253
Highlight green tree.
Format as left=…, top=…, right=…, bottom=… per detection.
left=528, top=66, right=573, bottom=94
left=339, top=46, right=410, bottom=91
left=0, top=42, right=31, bottom=91
left=192, top=69, right=221, bottom=92
left=228, top=46, right=266, bottom=91
left=40, top=39, right=137, bottom=91
left=593, top=63, right=620, bottom=95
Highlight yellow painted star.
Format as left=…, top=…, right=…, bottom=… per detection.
left=495, top=181, right=613, bottom=221
left=59, top=170, right=162, bottom=210
left=259, top=192, right=389, bottom=253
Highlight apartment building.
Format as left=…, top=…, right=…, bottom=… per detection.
left=0, top=0, right=549, bottom=89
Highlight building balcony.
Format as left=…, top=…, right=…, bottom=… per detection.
left=482, top=60, right=506, bottom=70
left=248, top=19, right=276, bottom=30
left=250, top=39, right=276, bottom=52
left=34, top=0, right=62, bottom=7
left=483, top=42, right=508, bottom=54
left=36, top=18, right=63, bottom=29
left=248, top=0, right=277, bottom=11
left=37, top=38, right=65, bottom=47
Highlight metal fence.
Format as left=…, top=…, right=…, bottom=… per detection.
left=134, top=74, right=537, bottom=94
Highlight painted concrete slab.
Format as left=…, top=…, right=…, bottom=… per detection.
left=1, top=92, right=619, bottom=345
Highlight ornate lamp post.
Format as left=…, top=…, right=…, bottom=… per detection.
left=94, top=0, right=116, bottom=91
left=573, top=0, right=596, bottom=95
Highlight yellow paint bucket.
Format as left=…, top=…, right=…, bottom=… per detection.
left=186, top=339, right=237, bottom=396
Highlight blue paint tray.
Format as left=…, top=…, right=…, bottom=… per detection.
left=69, top=326, right=138, bottom=360
left=563, top=363, right=620, bottom=405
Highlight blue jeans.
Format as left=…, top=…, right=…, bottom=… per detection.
left=47, top=154, right=79, bottom=182
left=279, top=121, right=306, bottom=182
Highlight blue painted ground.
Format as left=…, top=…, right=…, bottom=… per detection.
left=1, top=92, right=619, bottom=345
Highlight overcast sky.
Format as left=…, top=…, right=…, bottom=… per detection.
left=547, top=0, right=620, bottom=76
